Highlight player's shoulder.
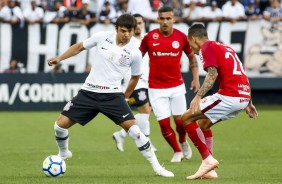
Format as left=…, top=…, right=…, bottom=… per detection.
left=146, top=29, right=159, bottom=37
left=173, top=28, right=187, bottom=37
left=127, top=37, right=142, bottom=54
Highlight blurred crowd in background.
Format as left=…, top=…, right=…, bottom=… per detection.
left=0, top=0, right=281, bottom=26
left=1, top=0, right=282, bottom=74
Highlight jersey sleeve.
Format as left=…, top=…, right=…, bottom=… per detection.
left=202, top=42, right=218, bottom=71
left=83, top=31, right=110, bottom=49
left=139, top=34, right=149, bottom=54
left=130, top=49, right=142, bottom=76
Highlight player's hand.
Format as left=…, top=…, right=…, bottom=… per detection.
left=189, top=95, right=201, bottom=114
left=47, top=58, right=60, bottom=66
left=245, top=102, right=258, bottom=118
left=190, top=80, right=200, bottom=93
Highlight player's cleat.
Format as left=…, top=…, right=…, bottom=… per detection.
left=180, top=141, right=192, bottom=160
left=186, top=155, right=219, bottom=180
left=112, top=131, right=125, bottom=152
left=170, top=152, right=184, bottom=162
left=200, top=170, right=218, bottom=179
left=58, top=150, right=72, bottom=160
left=155, top=166, right=174, bottom=177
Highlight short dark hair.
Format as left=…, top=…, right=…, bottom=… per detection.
left=115, top=14, right=137, bottom=30
left=158, top=6, right=173, bottom=13
left=133, top=13, right=145, bottom=22
left=188, top=23, right=208, bottom=38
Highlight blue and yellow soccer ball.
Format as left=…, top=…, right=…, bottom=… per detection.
left=42, top=155, right=66, bottom=177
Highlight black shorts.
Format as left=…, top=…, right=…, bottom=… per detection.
left=128, top=88, right=149, bottom=107
left=61, top=89, right=135, bottom=126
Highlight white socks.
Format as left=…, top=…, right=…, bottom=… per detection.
left=119, top=113, right=151, bottom=137
left=135, top=113, right=150, bottom=136
left=54, top=122, right=69, bottom=155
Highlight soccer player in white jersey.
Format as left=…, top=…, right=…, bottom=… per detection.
left=47, top=14, right=174, bottom=177
left=113, top=13, right=157, bottom=152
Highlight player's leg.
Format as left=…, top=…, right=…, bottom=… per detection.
left=103, top=93, right=174, bottom=177
left=149, top=88, right=183, bottom=162
left=135, top=101, right=157, bottom=151
left=54, top=114, right=75, bottom=160
left=182, top=110, right=219, bottom=179
left=120, top=120, right=174, bottom=177
left=171, top=93, right=192, bottom=160
left=198, top=119, right=218, bottom=179
left=148, top=88, right=183, bottom=154
left=56, top=90, right=99, bottom=160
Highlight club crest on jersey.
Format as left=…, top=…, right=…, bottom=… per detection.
left=119, top=54, right=129, bottom=65
left=172, top=41, right=180, bottom=49
left=153, top=33, right=159, bottom=39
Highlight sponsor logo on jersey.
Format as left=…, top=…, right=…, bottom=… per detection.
left=86, top=83, right=110, bottom=90
left=152, top=51, right=179, bottom=57
left=153, top=43, right=160, bottom=46
left=153, top=33, right=159, bottom=39
left=172, top=41, right=180, bottom=49
left=238, top=84, right=250, bottom=91
left=238, top=90, right=250, bottom=96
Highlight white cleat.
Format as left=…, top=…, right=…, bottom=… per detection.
left=186, top=155, right=219, bottom=180
left=200, top=170, right=218, bottom=179
left=113, top=131, right=125, bottom=152
left=170, top=152, right=184, bottom=162
left=180, top=141, right=192, bottom=160
left=58, top=150, right=72, bottom=160
left=155, top=167, right=174, bottom=177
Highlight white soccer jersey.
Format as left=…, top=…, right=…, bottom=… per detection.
left=123, top=35, right=149, bottom=91
left=81, top=31, right=142, bottom=93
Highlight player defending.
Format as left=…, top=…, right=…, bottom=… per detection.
left=182, top=23, right=258, bottom=179
left=139, top=6, right=200, bottom=162
left=47, top=14, right=174, bottom=177
left=113, top=14, right=157, bottom=152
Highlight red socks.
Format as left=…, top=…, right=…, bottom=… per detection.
left=158, top=118, right=181, bottom=152
left=203, top=129, right=213, bottom=155
left=184, top=122, right=210, bottom=160
left=174, top=119, right=186, bottom=143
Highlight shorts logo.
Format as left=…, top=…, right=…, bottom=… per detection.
left=63, top=101, right=73, bottom=111
left=172, top=41, right=180, bottom=49
left=138, top=91, right=147, bottom=101
left=123, top=113, right=130, bottom=118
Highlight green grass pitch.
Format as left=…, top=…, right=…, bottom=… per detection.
left=0, top=105, right=281, bottom=184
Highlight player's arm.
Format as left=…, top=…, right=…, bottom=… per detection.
left=197, top=66, right=217, bottom=97
left=48, top=42, right=85, bottom=66
left=187, top=52, right=200, bottom=93
left=190, top=66, right=218, bottom=114
left=124, top=75, right=141, bottom=99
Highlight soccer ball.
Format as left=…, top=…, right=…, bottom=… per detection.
left=42, top=155, right=66, bottom=177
